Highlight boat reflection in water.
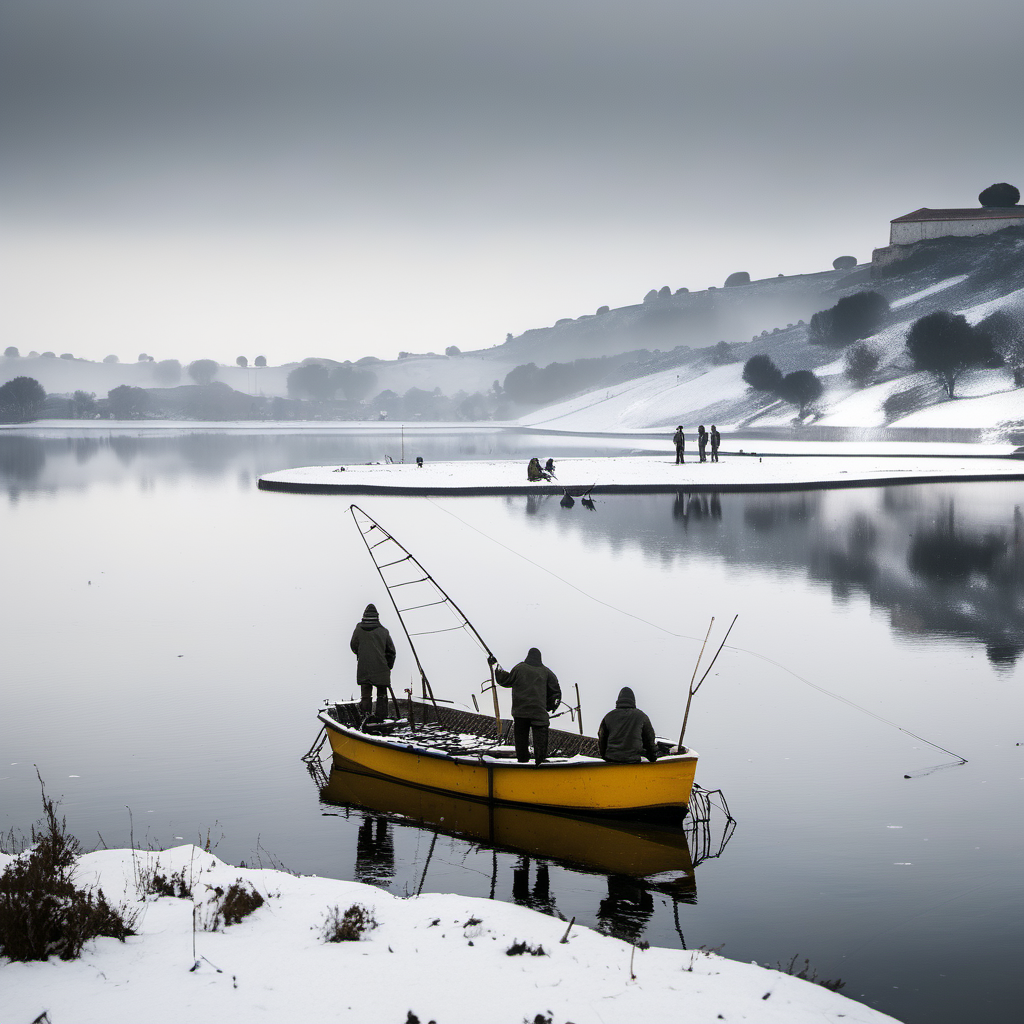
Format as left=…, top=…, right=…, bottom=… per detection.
left=316, top=761, right=735, bottom=940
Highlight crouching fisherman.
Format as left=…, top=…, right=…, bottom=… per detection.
left=598, top=687, right=659, bottom=763
left=350, top=603, right=396, bottom=722
left=488, top=648, right=561, bottom=765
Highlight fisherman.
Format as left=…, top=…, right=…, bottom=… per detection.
left=697, top=425, right=708, bottom=463
left=672, top=425, right=685, bottom=465
left=597, top=687, right=659, bottom=763
left=710, top=425, right=721, bottom=463
left=527, top=457, right=551, bottom=482
left=488, top=648, right=561, bottom=764
left=544, top=458, right=556, bottom=476
left=350, top=603, right=397, bottom=722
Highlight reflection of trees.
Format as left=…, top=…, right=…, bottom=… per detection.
left=519, top=485, right=1024, bottom=665
left=354, top=815, right=395, bottom=887
left=0, top=437, right=46, bottom=484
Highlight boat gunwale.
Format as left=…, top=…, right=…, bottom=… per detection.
left=318, top=708, right=699, bottom=769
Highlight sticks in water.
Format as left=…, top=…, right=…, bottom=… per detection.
left=679, top=614, right=738, bottom=749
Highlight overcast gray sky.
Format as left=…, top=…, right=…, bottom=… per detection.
left=1, top=0, right=1020, bottom=366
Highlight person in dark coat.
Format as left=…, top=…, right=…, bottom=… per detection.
left=489, top=648, right=561, bottom=764
left=672, top=426, right=685, bottom=465
left=527, top=457, right=551, bottom=482
left=697, top=425, right=708, bottom=463
left=597, top=687, right=659, bottom=763
left=710, top=424, right=721, bottom=462
left=350, top=603, right=397, bottom=720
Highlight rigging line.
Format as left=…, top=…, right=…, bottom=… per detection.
left=735, top=645, right=967, bottom=763
left=423, top=497, right=708, bottom=644
left=424, top=498, right=967, bottom=765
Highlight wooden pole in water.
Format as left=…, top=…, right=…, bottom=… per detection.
left=488, top=662, right=503, bottom=741
left=678, top=618, right=713, bottom=750
left=679, top=615, right=737, bottom=748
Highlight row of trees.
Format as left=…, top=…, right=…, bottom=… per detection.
left=286, top=362, right=379, bottom=402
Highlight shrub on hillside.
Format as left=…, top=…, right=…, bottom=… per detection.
left=978, top=310, right=1024, bottom=385
left=978, top=183, right=1020, bottom=207
left=844, top=343, right=880, bottom=386
left=905, top=311, right=1001, bottom=397
left=3, top=346, right=19, bottom=358
left=287, top=363, right=334, bottom=401
left=724, top=272, right=750, bottom=287
left=153, top=359, right=182, bottom=385
left=832, top=256, right=857, bottom=270
left=187, top=359, right=219, bottom=385
left=779, top=370, right=823, bottom=416
left=808, top=291, right=889, bottom=347
left=742, top=354, right=783, bottom=393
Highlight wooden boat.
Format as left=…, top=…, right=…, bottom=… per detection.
left=320, top=762, right=696, bottom=887
left=318, top=506, right=699, bottom=823
left=319, top=697, right=698, bottom=823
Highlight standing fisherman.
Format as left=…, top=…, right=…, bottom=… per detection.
left=697, top=425, right=708, bottom=463
left=350, top=603, right=396, bottom=721
left=672, top=425, right=685, bottom=465
left=488, top=648, right=561, bottom=765
left=710, top=425, right=721, bottom=463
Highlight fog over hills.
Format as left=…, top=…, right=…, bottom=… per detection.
left=3, top=227, right=1022, bottom=433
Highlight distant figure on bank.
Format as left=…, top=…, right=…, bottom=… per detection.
left=350, top=603, right=396, bottom=721
left=544, top=458, right=556, bottom=475
left=697, top=425, right=708, bottom=463
left=710, top=425, right=720, bottom=463
left=598, top=687, right=659, bottom=763
left=489, top=648, right=561, bottom=764
left=527, top=457, right=551, bottom=482
left=673, top=426, right=685, bottom=465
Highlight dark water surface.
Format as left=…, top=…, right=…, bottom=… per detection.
left=2, top=427, right=1021, bottom=1024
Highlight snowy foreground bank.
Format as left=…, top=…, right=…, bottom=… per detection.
left=0, top=847, right=900, bottom=1024
left=259, top=445, right=1024, bottom=495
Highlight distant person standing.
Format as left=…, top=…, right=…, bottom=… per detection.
left=489, top=648, right=561, bottom=764
left=697, top=425, right=708, bottom=463
left=350, top=603, right=396, bottom=721
left=673, top=426, right=685, bottom=465
left=710, top=425, right=721, bottom=463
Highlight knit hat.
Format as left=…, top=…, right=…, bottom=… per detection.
left=361, top=603, right=379, bottom=626
left=525, top=647, right=542, bottom=665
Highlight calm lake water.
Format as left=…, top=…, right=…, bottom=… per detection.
left=2, top=426, right=1021, bottom=1024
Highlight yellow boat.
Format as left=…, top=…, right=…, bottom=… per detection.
left=319, top=697, right=698, bottom=823
left=320, top=762, right=696, bottom=887
left=319, top=506, right=699, bottom=824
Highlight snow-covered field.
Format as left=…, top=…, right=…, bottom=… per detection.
left=0, top=846, right=900, bottom=1024
left=259, top=447, right=1024, bottom=494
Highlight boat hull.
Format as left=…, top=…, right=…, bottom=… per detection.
left=318, top=702, right=698, bottom=821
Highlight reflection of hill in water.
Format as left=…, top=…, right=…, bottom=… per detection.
left=515, top=485, right=1024, bottom=666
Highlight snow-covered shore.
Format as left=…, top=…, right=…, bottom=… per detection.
left=0, top=846, right=901, bottom=1024
left=258, top=446, right=1024, bottom=494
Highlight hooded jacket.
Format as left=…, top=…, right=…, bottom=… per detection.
left=495, top=648, right=560, bottom=724
left=350, top=604, right=396, bottom=686
left=598, top=687, right=659, bottom=763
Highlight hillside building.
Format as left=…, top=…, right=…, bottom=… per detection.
left=889, top=207, right=1024, bottom=245
left=873, top=205, right=1024, bottom=270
